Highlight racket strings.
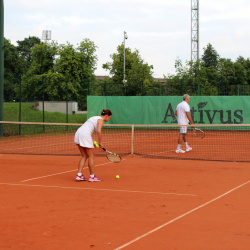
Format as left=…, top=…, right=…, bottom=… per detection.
left=194, top=129, right=205, bottom=139
left=107, top=153, right=121, bottom=162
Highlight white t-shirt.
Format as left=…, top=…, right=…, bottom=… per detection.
left=74, top=116, right=103, bottom=148
left=176, top=101, right=190, bottom=125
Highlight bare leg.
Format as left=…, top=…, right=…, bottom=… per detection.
left=183, top=134, right=187, bottom=143
left=85, top=148, right=95, bottom=175
left=178, top=134, right=185, bottom=145
left=77, top=145, right=88, bottom=173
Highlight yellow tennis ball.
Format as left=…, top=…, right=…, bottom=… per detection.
left=116, top=175, right=120, bottom=179
left=93, top=141, right=99, bottom=148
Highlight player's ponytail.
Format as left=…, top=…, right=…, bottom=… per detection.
left=101, top=109, right=112, bottom=116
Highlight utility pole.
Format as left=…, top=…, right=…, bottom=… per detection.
left=0, top=0, right=4, bottom=137
left=191, top=0, right=199, bottom=62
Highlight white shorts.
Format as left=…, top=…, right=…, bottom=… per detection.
left=180, top=126, right=188, bottom=134
left=74, top=130, right=94, bottom=148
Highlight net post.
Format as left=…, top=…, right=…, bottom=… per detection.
left=131, top=125, right=134, bottom=154
left=19, top=75, right=22, bottom=135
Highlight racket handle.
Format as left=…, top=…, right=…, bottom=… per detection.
left=98, top=144, right=106, bottom=151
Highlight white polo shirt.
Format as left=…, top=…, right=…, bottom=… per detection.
left=74, top=116, right=103, bottom=148
left=176, top=101, right=190, bottom=125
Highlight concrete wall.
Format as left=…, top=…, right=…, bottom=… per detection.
left=34, top=101, right=78, bottom=114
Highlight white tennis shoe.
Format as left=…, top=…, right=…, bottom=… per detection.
left=186, top=147, right=192, bottom=152
left=175, top=149, right=185, bottom=153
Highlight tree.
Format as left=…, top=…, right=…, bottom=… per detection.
left=76, top=38, right=98, bottom=81
left=197, top=66, right=220, bottom=95
left=103, top=44, right=154, bottom=95
left=201, top=43, right=220, bottom=69
left=236, top=56, right=250, bottom=85
left=166, top=59, right=201, bottom=96
left=4, top=38, right=25, bottom=101
left=21, top=41, right=58, bottom=101
left=16, top=36, right=41, bottom=71
left=166, top=58, right=220, bottom=96
left=52, top=39, right=98, bottom=109
left=218, top=58, right=247, bottom=95
left=20, top=38, right=98, bottom=109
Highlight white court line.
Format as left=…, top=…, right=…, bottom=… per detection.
left=21, top=169, right=79, bottom=182
left=114, top=179, right=250, bottom=250
left=20, top=161, right=116, bottom=183
left=0, top=182, right=197, bottom=196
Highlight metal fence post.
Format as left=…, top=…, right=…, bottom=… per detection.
left=19, top=75, right=22, bottom=135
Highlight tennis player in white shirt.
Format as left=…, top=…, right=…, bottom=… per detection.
left=74, top=109, right=112, bottom=181
left=175, top=94, right=194, bottom=153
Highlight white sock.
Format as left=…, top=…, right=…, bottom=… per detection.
left=90, top=174, right=94, bottom=178
left=77, top=173, right=82, bottom=176
left=177, top=144, right=181, bottom=149
left=185, top=142, right=188, bottom=147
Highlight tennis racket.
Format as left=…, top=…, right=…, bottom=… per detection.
left=94, top=142, right=121, bottom=163
left=193, top=128, right=205, bottom=139
left=101, top=146, right=122, bottom=163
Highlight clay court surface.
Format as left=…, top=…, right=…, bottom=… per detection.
left=0, top=153, right=249, bottom=250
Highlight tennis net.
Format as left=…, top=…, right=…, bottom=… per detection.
left=0, top=121, right=250, bottom=162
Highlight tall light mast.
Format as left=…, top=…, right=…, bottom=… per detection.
left=42, top=30, right=51, bottom=44
left=191, top=0, right=199, bottom=62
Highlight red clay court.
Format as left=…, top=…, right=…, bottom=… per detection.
left=0, top=151, right=249, bottom=250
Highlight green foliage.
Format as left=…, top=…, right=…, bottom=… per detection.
left=201, top=43, right=220, bottom=68
left=3, top=35, right=250, bottom=106
left=12, top=39, right=98, bottom=110
left=237, top=56, right=250, bottom=85
left=76, top=39, right=98, bottom=80
left=166, top=44, right=249, bottom=96
left=51, top=39, right=97, bottom=109
left=43, top=72, right=65, bottom=100
left=16, top=36, right=41, bottom=70
left=4, top=38, right=24, bottom=101
left=219, top=58, right=247, bottom=89
left=20, top=42, right=58, bottom=101
left=103, top=44, right=154, bottom=95
left=29, top=42, right=58, bottom=75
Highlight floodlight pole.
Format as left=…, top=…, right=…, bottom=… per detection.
left=123, top=31, right=128, bottom=94
left=191, top=0, right=199, bottom=62
left=0, top=0, right=4, bottom=137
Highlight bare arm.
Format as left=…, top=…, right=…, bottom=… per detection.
left=186, top=112, right=195, bottom=127
left=96, top=119, right=104, bottom=145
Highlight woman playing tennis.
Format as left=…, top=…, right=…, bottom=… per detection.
left=74, top=109, right=112, bottom=182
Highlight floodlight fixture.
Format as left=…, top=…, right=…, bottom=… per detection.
left=42, top=30, right=51, bottom=43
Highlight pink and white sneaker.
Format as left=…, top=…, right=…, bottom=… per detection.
left=88, top=175, right=102, bottom=182
left=75, top=174, right=87, bottom=181
left=175, top=148, right=185, bottom=153
left=186, top=146, right=192, bottom=152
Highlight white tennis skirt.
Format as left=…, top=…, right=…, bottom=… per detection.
left=74, top=130, right=94, bottom=148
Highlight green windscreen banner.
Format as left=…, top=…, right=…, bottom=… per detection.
left=87, top=96, right=250, bottom=125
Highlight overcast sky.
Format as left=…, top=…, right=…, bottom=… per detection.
left=4, top=0, right=250, bottom=78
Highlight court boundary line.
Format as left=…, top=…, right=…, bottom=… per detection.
left=0, top=182, right=197, bottom=197
left=114, top=179, right=250, bottom=250
left=20, top=161, right=118, bottom=183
